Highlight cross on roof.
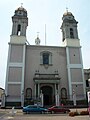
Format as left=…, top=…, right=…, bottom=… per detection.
left=21, top=3, right=23, bottom=7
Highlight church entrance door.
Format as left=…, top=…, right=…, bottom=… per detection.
left=41, top=86, right=53, bottom=106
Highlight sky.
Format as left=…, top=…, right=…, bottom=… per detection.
left=0, top=0, right=90, bottom=88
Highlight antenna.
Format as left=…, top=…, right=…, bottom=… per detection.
left=45, top=24, right=46, bottom=45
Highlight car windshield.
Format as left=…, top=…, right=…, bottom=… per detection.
left=27, top=105, right=43, bottom=108
left=27, top=105, right=36, bottom=108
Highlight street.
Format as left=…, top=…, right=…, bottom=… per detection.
left=0, top=109, right=90, bottom=120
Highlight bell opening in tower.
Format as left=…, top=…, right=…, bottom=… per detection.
left=17, top=24, right=21, bottom=36
left=70, top=28, right=74, bottom=38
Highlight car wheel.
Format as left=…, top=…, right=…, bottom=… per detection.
left=51, top=111, right=54, bottom=114
left=41, top=111, right=44, bottom=114
left=23, top=112, right=26, bottom=114
left=26, top=111, right=30, bottom=114
left=65, top=111, right=69, bottom=114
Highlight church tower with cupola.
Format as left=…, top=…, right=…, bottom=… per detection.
left=11, top=5, right=28, bottom=43
left=5, top=5, right=28, bottom=106
left=61, top=10, right=86, bottom=100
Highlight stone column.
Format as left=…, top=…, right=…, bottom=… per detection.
left=34, top=83, right=36, bottom=98
left=40, top=90, right=43, bottom=107
left=21, top=90, right=24, bottom=107
left=55, top=84, right=57, bottom=94
left=55, top=90, right=60, bottom=106
left=38, top=83, right=40, bottom=97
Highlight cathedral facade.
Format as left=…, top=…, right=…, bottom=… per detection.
left=5, top=6, right=86, bottom=107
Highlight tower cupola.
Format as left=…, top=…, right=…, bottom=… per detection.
left=11, top=6, right=28, bottom=36
left=61, top=10, right=78, bottom=41
left=14, top=6, right=27, bottom=17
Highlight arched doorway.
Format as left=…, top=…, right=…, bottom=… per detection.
left=41, top=86, right=53, bottom=106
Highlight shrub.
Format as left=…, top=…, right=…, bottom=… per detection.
left=69, top=110, right=89, bottom=117
left=69, top=111, right=79, bottom=117
left=74, top=111, right=79, bottom=116
left=69, top=112, right=75, bottom=117
left=80, top=111, right=89, bottom=115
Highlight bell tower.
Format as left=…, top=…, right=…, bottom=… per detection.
left=10, top=5, right=28, bottom=44
left=61, top=10, right=86, bottom=100
left=5, top=6, right=28, bottom=107
left=61, top=10, right=78, bottom=40
left=12, top=6, right=28, bottom=36
left=61, top=10, right=80, bottom=47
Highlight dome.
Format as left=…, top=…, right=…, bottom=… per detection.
left=14, top=6, right=27, bottom=17
left=15, top=6, right=27, bottom=13
left=63, top=11, right=73, bottom=16
left=62, top=10, right=75, bottom=21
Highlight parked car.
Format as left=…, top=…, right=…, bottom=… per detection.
left=22, top=105, right=48, bottom=114
left=48, top=106, right=70, bottom=114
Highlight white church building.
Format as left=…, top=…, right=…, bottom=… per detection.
left=4, top=6, right=86, bottom=107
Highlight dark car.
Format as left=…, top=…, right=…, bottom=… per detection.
left=23, top=105, right=48, bottom=114
left=48, top=106, right=70, bottom=114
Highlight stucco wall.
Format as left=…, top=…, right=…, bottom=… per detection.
left=69, top=47, right=81, bottom=64
left=10, top=45, right=23, bottom=62
left=8, top=67, right=22, bottom=82
left=24, top=45, right=68, bottom=96
left=8, top=84, right=21, bottom=96
left=70, top=68, right=82, bottom=82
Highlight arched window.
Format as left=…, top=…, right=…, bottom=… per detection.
left=17, top=24, right=21, bottom=35
left=26, top=88, right=32, bottom=99
left=61, top=88, right=67, bottom=99
left=40, top=51, right=52, bottom=65
left=43, top=53, right=49, bottom=64
left=70, top=28, right=74, bottom=38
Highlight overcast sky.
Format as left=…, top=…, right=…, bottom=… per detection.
left=0, top=0, right=90, bottom=88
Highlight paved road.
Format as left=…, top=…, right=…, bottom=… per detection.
left=0, top=109, right=8, bottom=119
left=0, top=113, right=6, bottom=118
left=0, top=108, right=90, bottom=120
left=1, top=113, right=90, bottom=120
